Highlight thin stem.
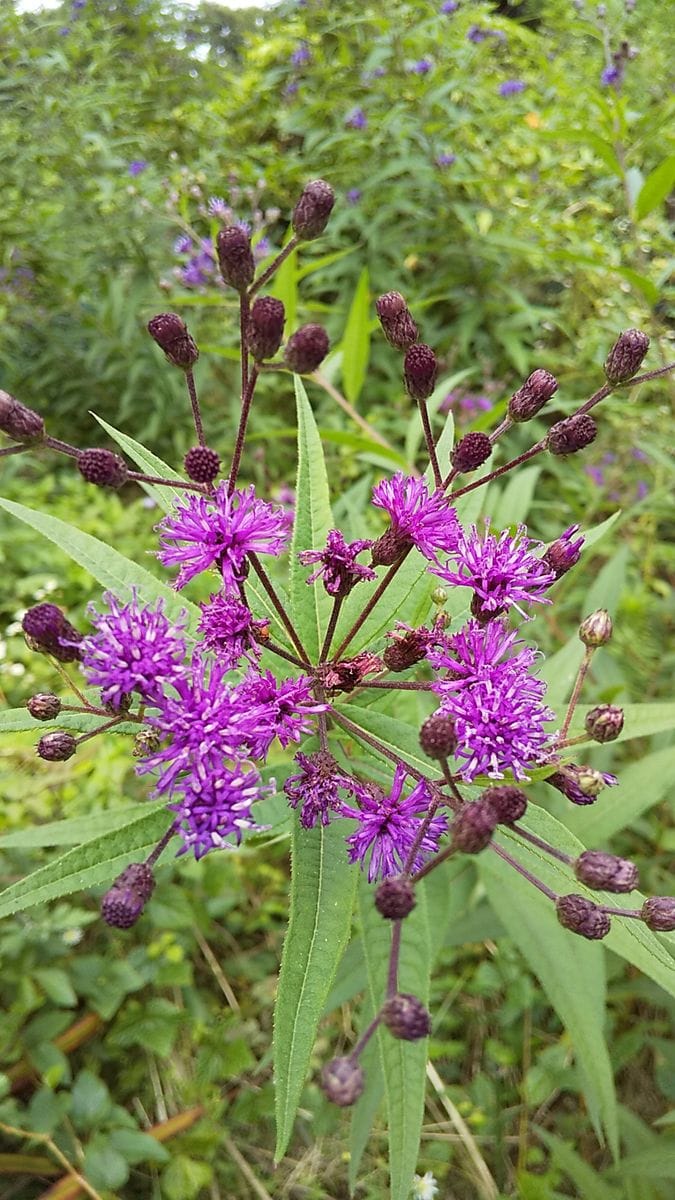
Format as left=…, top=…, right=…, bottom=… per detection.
left=50, top=659, right=90, bottom=706
left=128, top=471, right=205, bottom=492
left=249, top=235, right=299, bottom=297
left=403, top=788, right=444, bottom=873
left=313, top=370, right=408, bottom=457
left=418, top=399, right=442, bottom=489
left=441, top=759, right=465, bottom=812
left=0, top=443, right=29, bottom=459
left=228, top=364, right=259, bottom=495
left=240, top=292, right=250, bottom=398
left=559, top=646, right=594, bottom=741
left=263, top=639, right=307, bottom=669
left=320, top=595, right=343, bottom=663
left=332, top=554, right=411, bottom=661
left=350, top=1011, right=384, bottom=1061
left=75, top=715, right=123, bottom=745
left=412, top=841, right=457, bottom=882
left=598, top=905, right=642, bottom=918
left=330, top=708, right=426, bottom=781
left=248, top=553, right=310, bottom=665
left=448, top=441, right=544, bottom=501
left=386, top=920, right=403, bottom=997
left=510, top=824, right=573, bottom=866
left=0, top=1121, right=103, bottom=1200
left=490, top=841, right=558, bottom=901
left=556, top=732, right=592, bottom=750
left=45, top=435, right=79, bottom=458
left=489, top=416, right=513, bottom=443
left=185, top=367, right=205, bottom=446
left=146, top=820, right=179, bottom=867
left=358, top=678, right=435, bottom=691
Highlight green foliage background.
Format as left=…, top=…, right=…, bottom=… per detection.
left=0, top=0, right=673, bottom=1196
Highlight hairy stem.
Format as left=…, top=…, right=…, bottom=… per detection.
left=228, top=364, right=259, bottom=495
left=418, top=399, right=442, bottom=489
left=248, top=235, right=299, bottom=297
left=319, top=594, right=343, bottom=663
left=386, top=920, right=403, bottom=997
left=329, top=708, right=426, bottom=781
left=490, top=841, right=558, bottom=901
left=559, top=646, right=594, bottom=741
left=185, top=367, right=205, bottom=446
left=248, top=553, right=310, bottom=665
left=332, top=552, right=411, bottom=661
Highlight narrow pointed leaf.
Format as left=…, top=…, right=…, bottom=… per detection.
left=340, top=267, right=371, bottom=405
left=91, top=414, right=185, bottom=512
left=288, top=376, right=334, bottom=659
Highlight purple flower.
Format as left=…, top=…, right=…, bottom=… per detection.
left=431, top=620, right=555, bottom=781
left=170, top=762, right=267, bottom=858
left=254, top=236, right=271, bottom=260
left=498, top=79, right=526, bottom=96
left=81, top=593, right=188, bottom=709
left=635, top=480, right=648, bottom=500
left=340, top=765, right=447, bottom=882
left=236, top=670, right=324, bottom=757
left=346, top=188, right=362, bottom=204
left=180, top=260, right=210, bottom=288
left=601, top=64, right=622, bottom=87
left=174, top=235, right=193, bottom=255
left=156, top=483, right=292, bottom=592
left=545, top=765, right=618, bottom=806
left=291, top=41, right=311, bottom=66
left=128, top=160, right=148, bottom=177
left=436, top=153, right=457, bottom=168
left=284, top=751, right=354, bottom=829
left=299, top=529, right=375, bottom=597
left=543, top=524, right=584, bottom=579
left=197, top=593, right=269, bottom=669
left=440, top=388, right=491, bottom=418
left=434, top=521, right=556, bottom=620
left=467, top=24, right=488, bottom=42
left=346, top=107, right=368, bottom=129
left=441, top=1, right=459, bottom=12
left=371, top=474, right=460, bottom=563
left=585, top=465, right=605, bottom=488
left=207, top=196, right=229, bottom=217
left=409, top=59, right=433, bottom=75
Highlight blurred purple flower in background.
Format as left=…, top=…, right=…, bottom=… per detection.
left=436, top=153, right=457, bottom=168
left=499, top=79, right=526, bottom=96
left=346, top=107, right=368, bottom=129
left=441, top=1, right=459, bottom=12
left=601, top=64, right=622, bottom=87
left=207, top=196, right=229, bottom=217
left=128, top=160, right=148, bottom=177
left=291, top=41, right=311, bottom=66
left=346, top=188, right=362, bottom=204
left=409, top=59, right=433, bottom=75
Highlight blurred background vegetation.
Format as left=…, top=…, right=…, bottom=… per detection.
left=1, top=0, right=674, bottom=1195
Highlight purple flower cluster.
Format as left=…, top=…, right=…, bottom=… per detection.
left=371, top=474, right=460, bottom=563
left=341, top=766, right=447, bottom=881
left=434, top=521, right=556, bottom=619
left=429, top=621, right=555, bottom=781
left=81, top=593, right=187, bottom=709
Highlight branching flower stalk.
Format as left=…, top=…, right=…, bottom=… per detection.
left=2, top=179, right=674, bottom=1114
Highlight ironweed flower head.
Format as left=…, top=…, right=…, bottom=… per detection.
left=498, top=79, right=526, bottom=96
left=434, top=521, right=556, bottom=620
left=81, top=592, right=188, bottom=709
left=147, top=313, right=199, bottom=369
left=284, top=750, right=353, bottom=829
left=197, top=593, right=269, bottom=670
left=156, top=482, right=291, bottom=592
left=321, top=1057, right=364, bottom=1107
left=299, top=529, right=375, bottom=597
left=371, top=474, right=459, bottom=565
left=340, top=765, right=447, bottom=882
left=543, top=524, right=584, bottom=578
left=545, top=764, right=617, bottom=805
left=22, top=603, right=83, bottom=663
left=77, top=448, right=129, bottom=489
left=236, top=670, right=324, bottom=756
left=0, top=389, right=45, bottom=442
left=292, top=179, right=335, bottom=240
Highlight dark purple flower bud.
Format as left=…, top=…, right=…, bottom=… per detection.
left=376, top=291, right=419, bottom=350
left=547, top=414, right=598, bottom=456
left=384, top=625, right=434, bottom=672
left=404, top=343, right=438, bottom=401
left=247, top=296, right=286, bottom=360
left=579, top=609, right=613, bottom=647
left=320, top=1057, right=365, bottom=1107
left=37, top=731, right=77, bottom=761
left=543, top=524, right=584, bottom=579
left=546, top=763, right=616, bottom=806
left=101, top=864, right=155, bottom=930
left=22, top=603, right=83, bottom=663
left=292, top=179, right=335, bottom=240
left=508, top=369, right=558, bottom=422
left=284, top=323, right=330, bottom=373
left=77, top=449, right=129, bottom=489
left=585, top=703, right=624, bottom=743
left=604, top=329, right=650, bottom=384
left=641, top=897, right=675, bottom=932
left=147, top=313, right=199, bottom=369
left=370, top=527, right=412, bottom=567
left=575, top=850, right=638, bottom=893
left=451, top=798, right=499, bottom=853
left=375, top=876, right=416, bottom=920
left=27, top=693, right=62, bottom=721
left=382, top=993, right=432, bottom=1041
left=184, top=445, right=221, bottom=483
left=419, top=712, right=457, bottom=759
left=0, top=389, right=45, bottom=442
left=216, top=226, right=255, bottom=291
left=556, top=893, right=611, bottom=939
left=481, top=785, right=527, bottom=825
left=451, top=432, right=492, bottom=473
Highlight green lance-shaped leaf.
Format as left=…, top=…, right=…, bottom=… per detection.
left=92, top=414, right=185, bottom=512
left=273, top=812, right=358, bottom=1161
left=0, top=497, right=198, bottom=626
left=0, top=802, right=163, bottom=850
left=340, top=266, right=371, bottom=406
left=634, top=154, right=675, bottom=220
left=0, top=805, right=171, bottom=920
left=0, top=708, right=136, bottom=736
left=358, top=872, right=431, bottom=1200
left=288, top=375, right=334, bottom=660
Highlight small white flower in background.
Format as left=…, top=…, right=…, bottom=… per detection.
left=412, top=1171, right=439, bottom=1199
